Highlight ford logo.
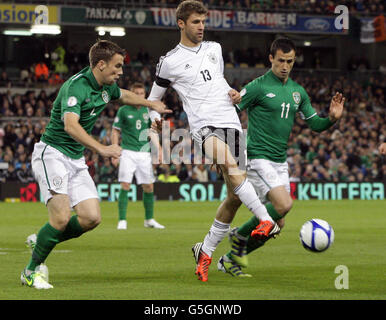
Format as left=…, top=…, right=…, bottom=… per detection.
left=305, top=18, right=330, bottom=31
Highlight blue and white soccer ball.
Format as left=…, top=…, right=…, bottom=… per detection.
left=299, top=219, right=334, bottom=252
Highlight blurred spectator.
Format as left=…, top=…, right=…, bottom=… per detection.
left=193, top=164, right=209, bottom=182
left=157, top=164, right=180, bottom=182
left=98, top=157, right=115, bottom=183
left=0, top=70, right=11, bottom=87
left=0, top=55, right=385, bottom=185
left=16, top=162, right=34, bottom=183
left=35, top=62, right=49, bottom=82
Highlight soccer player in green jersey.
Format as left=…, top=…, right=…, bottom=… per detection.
left=217, top=38, right=345, bottom=277
left=21, top=40, right=170, bottom=289
left=111, top=82, right=165, bottom=230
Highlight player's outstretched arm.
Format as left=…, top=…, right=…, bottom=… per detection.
left=119, top=88, right=172, bottom=114
left=328, top=92, right=345, bottom=122
left=64, top=113, right=122, bottom=159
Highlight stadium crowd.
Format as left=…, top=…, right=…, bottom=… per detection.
left=0, top=60, right=385, bottom=184
left=122, top=0, right=386, bottom=15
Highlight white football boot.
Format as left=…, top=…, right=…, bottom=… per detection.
left=144, top=219, right=165, bottom=229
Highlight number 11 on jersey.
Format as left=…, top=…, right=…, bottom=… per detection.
left=281, top=103, right=290, bottom=119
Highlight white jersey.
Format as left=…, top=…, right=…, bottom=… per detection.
left=152, top=41, right=241, bottom=132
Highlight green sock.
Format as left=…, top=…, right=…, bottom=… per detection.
left=118, top=189, right=128, bottom=221
left=225, top=203, right=283, bottom=260
left=143, top=192, right=154, bottom=220
left=59, top=215, right=84, bottom=242
left=26, top=222, right=62, bottom=271
left=265, top=203, right=282, bottom=221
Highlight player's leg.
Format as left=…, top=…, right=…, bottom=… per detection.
left=73, top=198, right=101, bottom=232
left=201, top=172, right=241, bottom=258
left=248, top=160, right=292, bottom=240
left=22, top=193, right=71, bottom=289
left=221, top=160, right=291, bottom=275
left=117, top=150, right=135, bottom=230
left=136, top=152, right=164, bottom=229
left=118, top=182, right=131, bottom=229
left=206, top=134, right=279, bottom=238
left=22, top=142, right=70, bottom=289
left=141, top=183, right=164, bottom=229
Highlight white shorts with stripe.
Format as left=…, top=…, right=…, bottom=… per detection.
left=31, top=141, right=99, bottom=206
left=247, top=158, right=290, bottom=204
left=118, top=149, right=155, bottom=185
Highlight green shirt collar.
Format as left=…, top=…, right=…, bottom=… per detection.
left=85, top=66, right=102, bottom=90
left=267, top=69, right=291, bottom=86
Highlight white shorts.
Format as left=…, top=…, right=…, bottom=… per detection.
left=247, top=158, right=290, bottom=204
left=31, top=141, right=99, bottom=207
left=118, top=149, right=155, bottom=185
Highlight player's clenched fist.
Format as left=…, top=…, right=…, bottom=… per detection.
left=99, top=144, right=122, bottom=159
left=228, top=89, right=241, bottom=104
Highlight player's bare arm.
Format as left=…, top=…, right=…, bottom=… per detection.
left=110, top=127, right=121, bottom=166
left=64, top=112, right=121, bottom=158
left=328, top=92, right=345, bottom=122
left=118, top=89, right=172, bottom=114
left=149, top=129, right=162, bottom=164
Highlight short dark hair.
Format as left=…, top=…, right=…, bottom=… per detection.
left=176, top=0, right=208, bottom=23
left=130, top=82, right=145, bottom=91
left=89, top=39, right=126, bottom=68
left=270, top=38, right=296, bottom=57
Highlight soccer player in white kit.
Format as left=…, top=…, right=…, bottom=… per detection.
left=148, top=0, right=280, bottom=282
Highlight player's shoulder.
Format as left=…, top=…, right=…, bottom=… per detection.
left=159, top=45, right=181, bottom=63
left=63, top=68, right=89, bottom=92
left=202, top=41, right=221, bottom=50
left=245, top=72, right=266, bottom=88
left=288, top=77, right=307, bottom=94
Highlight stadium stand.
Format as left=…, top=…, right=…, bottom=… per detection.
left=0, top=1, right=385, bottom=184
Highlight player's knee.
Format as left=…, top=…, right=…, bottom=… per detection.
left=81, top=213, right=101, bottom=231
left=142, top=184, right=153, bottom=193
left=121, top=182, right=131, bottom=191
left=276, top=197, right=293, bottom=216
left=51, top=214, right=71, bottom=231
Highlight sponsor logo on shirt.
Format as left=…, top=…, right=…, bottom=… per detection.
left=266, top=93, right=276, bottom=98
left=185, top=64, right=192, bottom=70
left=240, top=88, right=247, bottom=97
left=102, top=90, right=110, bottom=103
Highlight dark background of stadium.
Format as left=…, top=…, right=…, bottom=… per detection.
left=0, top=0, right=385, bottom=190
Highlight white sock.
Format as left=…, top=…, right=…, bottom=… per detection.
left=201, top=219, right=230, bottom=257
left=234, top=179, right=273, bottom=222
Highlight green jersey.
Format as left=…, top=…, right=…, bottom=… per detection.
left=41, top=67, right=121, bottom=159
left=113, top=105, right=151, bottom=152
left=238, top=69, right=329, bottom=163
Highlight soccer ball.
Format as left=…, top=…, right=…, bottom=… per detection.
left=299, top=219, right=334, bottom=252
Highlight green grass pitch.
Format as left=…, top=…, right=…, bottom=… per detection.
left=0, top=200, right=385, bottom=300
